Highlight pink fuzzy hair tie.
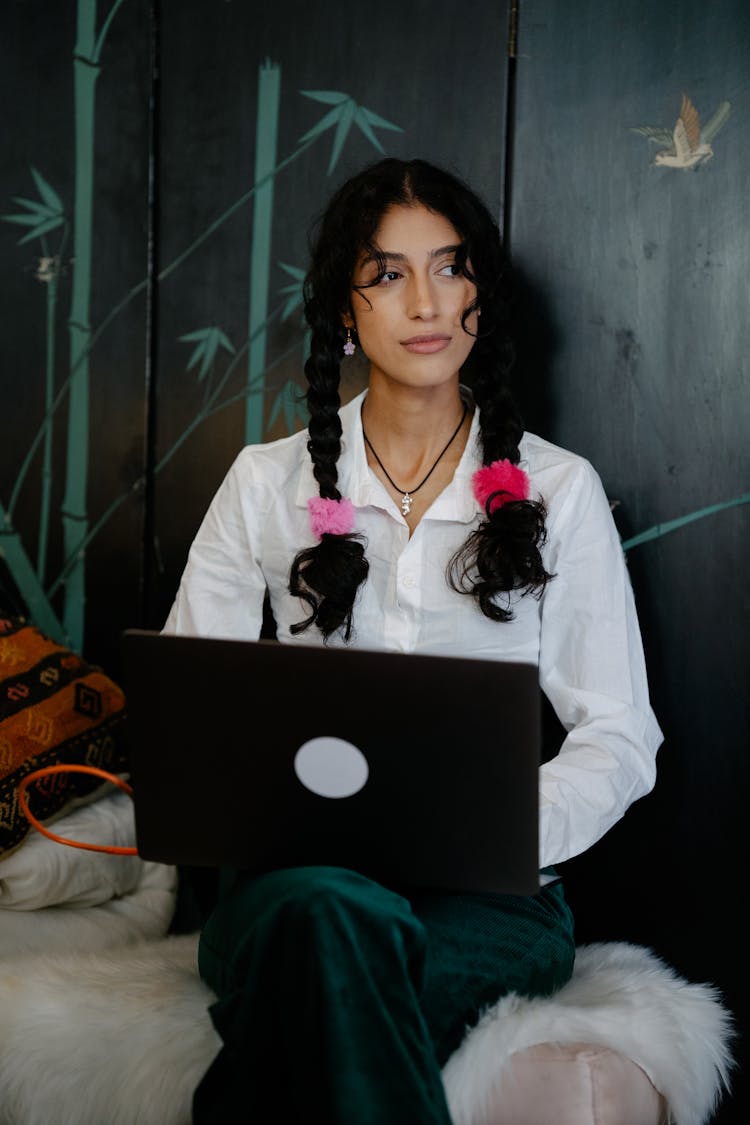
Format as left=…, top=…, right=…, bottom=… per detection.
left=472, top=460, right=530, bottom=514
left=308, top=496, right=356, bottom=539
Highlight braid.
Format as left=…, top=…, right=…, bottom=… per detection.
left=288, top=323, right=369, bottom=641
left=469, top=340, right=524, bottom=463
left=304, top=321, right=346, bottom=500
left=449, top=326, right=553, bottom=622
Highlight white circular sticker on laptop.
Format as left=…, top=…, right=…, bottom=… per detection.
left=293, top=736, right=369, bottom=799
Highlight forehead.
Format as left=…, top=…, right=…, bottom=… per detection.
left=370, top=203, right=461, bottom=256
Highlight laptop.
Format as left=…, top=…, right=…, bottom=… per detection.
left=120, top=629, right=548, bottom=896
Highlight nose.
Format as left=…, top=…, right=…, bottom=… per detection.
left=406, top=272, right=437, bottom=319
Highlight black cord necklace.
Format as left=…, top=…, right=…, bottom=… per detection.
left=362, top=403, right=468, bottom=516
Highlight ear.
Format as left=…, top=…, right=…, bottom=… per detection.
left=341, top=311, right=355, bottom=330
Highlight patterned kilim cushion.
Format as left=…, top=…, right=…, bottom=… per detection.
left=0, top=616, right=128, bottom=859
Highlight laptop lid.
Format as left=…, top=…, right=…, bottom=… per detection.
left=120, top=629, right=543, bottom=895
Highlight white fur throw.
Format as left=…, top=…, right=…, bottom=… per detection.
left=0, top=858, right=178, bottom=960
left=0, top=935, right=734, bottom=1125
left=0, top=934, right=218, bottom=1125
left=444, top=941, right=734, bottom=1125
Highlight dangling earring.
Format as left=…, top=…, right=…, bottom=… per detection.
left=343, top=327, right=356, bottom=356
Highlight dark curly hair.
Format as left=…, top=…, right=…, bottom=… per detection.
left=289, top=157, right=552, bottom=640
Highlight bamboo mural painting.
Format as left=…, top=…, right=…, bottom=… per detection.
left=1, top=8, right=405, bottom=653
left=2, top=170, right=68, bottom=642
left=1, top=172, right=68, bottom=591
left=1, top=6, right=747, bottom=662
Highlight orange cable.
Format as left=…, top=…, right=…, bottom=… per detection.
left=17, top=764, right=139, bottom=855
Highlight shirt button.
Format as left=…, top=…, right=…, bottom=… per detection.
left=402, top=574, right=416, bottom=588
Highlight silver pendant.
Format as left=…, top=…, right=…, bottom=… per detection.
left=401, top=493, right=412, bottom=516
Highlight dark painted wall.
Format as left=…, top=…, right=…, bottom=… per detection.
left=510, top=3, right=749, bottom=1118
left=1, top=3, right=746, bottom=1119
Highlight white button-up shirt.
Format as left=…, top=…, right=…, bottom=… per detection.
left=164, top=389, right=663, bottom=868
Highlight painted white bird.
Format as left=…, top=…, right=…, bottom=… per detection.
left=631, top=94, right=731, bottom=170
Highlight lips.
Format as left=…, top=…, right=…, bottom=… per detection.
left=400, top=334, right=452, bottom=354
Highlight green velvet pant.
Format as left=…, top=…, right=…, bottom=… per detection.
left=193, top=865, right=575, bottom=1124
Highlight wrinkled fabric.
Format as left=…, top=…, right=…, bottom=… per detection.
left=193, top=865, right=575, bottom=1125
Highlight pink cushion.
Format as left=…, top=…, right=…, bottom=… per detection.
left=480, top=1042, right=668, bottom=1125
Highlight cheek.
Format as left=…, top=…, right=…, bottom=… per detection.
left=452, top=283, right=477, bottom=322
left=353, top=302, right=394, bottom=345
left=351, top=294, right=375, bottom=332
left=350, top=319, right=381, bottom=362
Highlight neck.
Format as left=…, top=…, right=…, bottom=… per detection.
left=360, top=384, right=471, bottom=512
left=361, top=382, right=466, bottom=452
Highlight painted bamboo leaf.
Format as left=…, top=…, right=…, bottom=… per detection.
left=701, top=100, right=731, bottom=143
left=2, top=211, right=50, bottom=228
left=11, top=197, right=56, bottom=216
left=2, top=167, right=65, bottom=245
left=278, top=262, right=305, bottom=321
left=299, top=91, right=403, bottom=173
left=328, top=100, right=357, bottom=172
left=299, top=90, right=349, bottom=106
left=17, top=217, right=65, bottom=245
left=629, top=125, right=674, bottom=145
left=30, top=166, right=65, bottom=212
left=179, top=327, right=236, bottom=382
left=297, top=105, right=346, bottom=143
left=267, top=379, right=308, bottom=434
left=278, top=263, right=311, bottom=366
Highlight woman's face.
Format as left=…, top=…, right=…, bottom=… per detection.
left=348, top=203, right=478, bottom=393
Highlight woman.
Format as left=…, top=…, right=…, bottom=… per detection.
left=163, top=157, right=663, bottom=1123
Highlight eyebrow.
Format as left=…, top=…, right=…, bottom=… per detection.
left=360, top=243, right=463, bottom=266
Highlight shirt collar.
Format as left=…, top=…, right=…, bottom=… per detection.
left=295, top=388, right=483, bottom=524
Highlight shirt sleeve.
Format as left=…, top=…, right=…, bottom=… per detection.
left=537, top=457, right=663, bottom=867
left=161, top=451, right=267, bottom=640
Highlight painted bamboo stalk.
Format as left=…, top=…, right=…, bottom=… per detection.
left=620, top=492, right=750, bottom=551
left=0, top=502, right=67, bottom=642
left=246, top=59, right=281, bottom=445
left=37, top=254, right=59, bottom=580
left=60, top=0, right=98, bottom=651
